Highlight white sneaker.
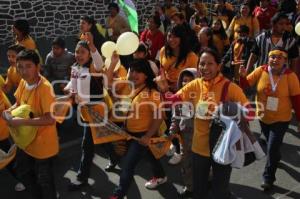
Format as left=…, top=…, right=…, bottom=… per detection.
left=145, top=176, right=167, bottom=189
left=168, top=152, right=183, bottom=165
left=166, top=144, right=176, bottom=157
left=14, top=182, right=26, bottom=192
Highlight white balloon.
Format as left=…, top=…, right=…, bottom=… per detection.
left=295, top=22, right=300, bottom=36
left=101, top=41, right=116, bottom=58
left=104, top=58, right=121, bottom=72
left=116, top=32, right=139, bottom=55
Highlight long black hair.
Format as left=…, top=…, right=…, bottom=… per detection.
left=75, top=40, right=92, bottom=68
left=212, top=19, right=228, bottom=40
left=13, top=19, right=30, bottom=38
left=130, top=59, right=158, bottom=91
left=80, top=16, right=106, bottom=53
left=165, top=24, right=192, bottom=68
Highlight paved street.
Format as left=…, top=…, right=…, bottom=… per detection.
left=1, top=119, right=299, bottom=199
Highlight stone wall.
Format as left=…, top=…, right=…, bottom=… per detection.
left=0, top=0, right=241, bottom=45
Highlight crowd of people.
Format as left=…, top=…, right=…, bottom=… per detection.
left=0, top=0, right=300, bottom=199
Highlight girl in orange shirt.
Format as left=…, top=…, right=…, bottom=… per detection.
left=212, top=19, right=230, bottom=56
left=227, top=3, right=260, bottom=40
left=107, top=55, right=166, bottom=199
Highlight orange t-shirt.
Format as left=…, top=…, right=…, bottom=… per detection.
left=14, top=76, right=59, bottom=159
left=16, top=36, right=37, bottom=50
left=246, top=65, right=300, bottom=124
left=0, top=90, right=11, bottom=141
left=177, top=74, right=248, bottom=157
left=213, top=34, right=230, bottom=56
left=160, top=47, right=199, bottom=84
left=126, top=86, right=163, bottom=133
left=228, top=16, right=260, bottom=39
left=5, top=66, right=22, bottom=91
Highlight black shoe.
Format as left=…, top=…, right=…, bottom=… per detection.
left=261, top=181, right=273, bottom=191
left=177, top=189, right=193, bottom=198
left=104, top=162, right=117, bottom=172
left=68, top=180, right=87, bottom=191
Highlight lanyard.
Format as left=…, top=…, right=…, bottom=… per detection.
left=267, top=65, right=286, bottom=93
left=124, top=85, right=147, bottom=128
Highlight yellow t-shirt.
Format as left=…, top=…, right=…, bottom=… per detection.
left=177, top=74, right=248, bottom=157
left=246, top=66, right=300, bottom=124
left=5, top=66, right=22, bottom=91
left=126, top=86, right=163, bottom=133
left=14, top=76, right=59, bottom=159
left=228, top=16, right=260, bottom=39
left=213, top=34, right=230, bottom=56
left=160, top=47, right=199, bottom=84
left=0, top=90, right=11, bottom=141
left=16, top=36, right=37, bottom=50
left=16, top=36, right=43, bottom=64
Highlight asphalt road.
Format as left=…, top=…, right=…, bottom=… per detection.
left=1, top=119, right=299, bottom=199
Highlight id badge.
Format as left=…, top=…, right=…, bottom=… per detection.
left=196, top=101, right=209, bottom=117
left=108, top=28, right=113, bottom=36
left=266, top=96, right=279, bottom=111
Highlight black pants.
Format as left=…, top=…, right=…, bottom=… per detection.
left=76, top=125, right=119, bottom=182
left=113, top=133, right=165, bottom=198
left=192, top=153, right=232, bottom=199
left=15, top=150, right=57, bottom=199
left=260, top=121, right=289, bottom=184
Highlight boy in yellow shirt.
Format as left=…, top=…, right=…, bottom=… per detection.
left=2, top=45, right=25, bottom=94
left=2, top=49, right=58, bottom=199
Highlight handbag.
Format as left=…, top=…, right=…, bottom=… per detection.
left=209, top=81, right=257, bottom=167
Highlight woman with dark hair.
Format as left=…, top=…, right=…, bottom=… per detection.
left=227, top=3, right=260, bottom=39
left=160, top=24, right=199, bottom=92
left=12, top=19, right=37, bottom=50
left=157, top=24, right=198, bottom=165
left=163, top=48, right=251, bottom=199
left=212, top=19, right=230, bottom=56
left=196, top=27, right=218, bottom=54
left=66, top=34, right=120, bottom=191
left=80, top=15, right=106, bottom=53
left=106, top=54, right=166, bottom=199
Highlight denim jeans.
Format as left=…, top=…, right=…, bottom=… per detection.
left=192, top=152, right=232, bottom=199
left=113, top=133, right=165, bottom=198
left=77, top=125, right=119, bottom=182
left=15, top=150, right=57, bottom=199
left=260, top=121, right=289, bottom=184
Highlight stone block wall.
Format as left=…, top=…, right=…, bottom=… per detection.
left=0, top=0, right=241, bottom=45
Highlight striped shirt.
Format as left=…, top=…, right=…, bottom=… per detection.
left=251, top=31, right=298, bottom=67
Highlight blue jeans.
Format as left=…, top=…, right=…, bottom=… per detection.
left=113, top=134, right=165, bottom=198
left=260, top=121, right=289, bottom=184
left=77, top=125, right=119, bottom=182
left=192, top=153, right=232, bottom=199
